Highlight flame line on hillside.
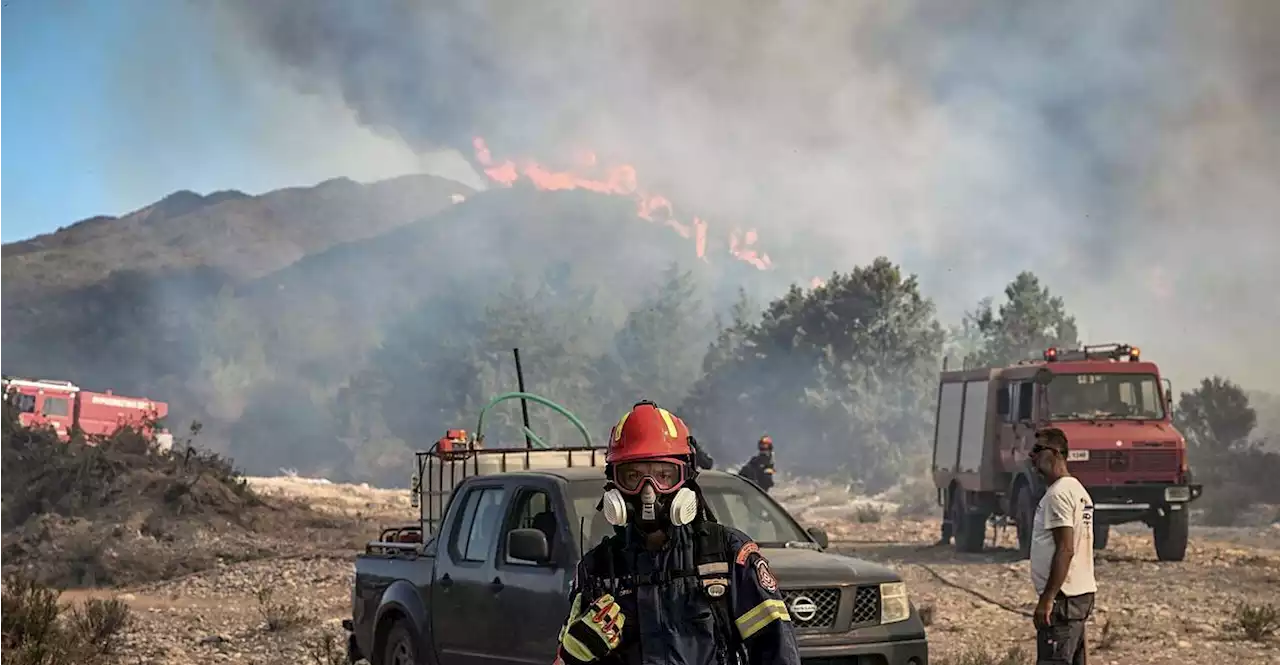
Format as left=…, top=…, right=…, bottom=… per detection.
left=472, top=137, right=772, bottom=270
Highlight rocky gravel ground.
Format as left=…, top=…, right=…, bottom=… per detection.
left=53, top=477, right=1280, bottom=664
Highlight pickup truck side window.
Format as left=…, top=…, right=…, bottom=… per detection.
left=450, top=487, right=507, bottom=562
left=502, top=489, right=556, bottom=565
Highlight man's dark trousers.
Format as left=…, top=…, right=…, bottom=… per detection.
left=1037, top=592, right=1094, bottom=665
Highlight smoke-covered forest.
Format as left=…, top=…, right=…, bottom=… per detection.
left=4, top=177, right=1279, bottom=527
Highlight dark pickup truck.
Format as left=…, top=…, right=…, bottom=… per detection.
left=347, top=467, right=929, bottom=665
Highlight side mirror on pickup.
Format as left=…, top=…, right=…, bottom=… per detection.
left=507, top=528, right=551, bottom=563
left=806, top=526, right=829, bottom=549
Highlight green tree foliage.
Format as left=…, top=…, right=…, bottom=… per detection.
left=1175, top=376, right=1257, bottom=454
left=1174, top=376, right=1280, bottom=525
left=681, top=258, right=945, bottom=491
left=971, top=272, right=1079, bottom=366
left=593, top=264, right=712, bottom=417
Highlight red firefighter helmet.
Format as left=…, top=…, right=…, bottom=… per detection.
left=758, top=435, right=773, bottom=451
left=606, top=401, right=691, bottom=465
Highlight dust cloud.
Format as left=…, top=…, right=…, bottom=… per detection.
left=203, top=0, right=1279, bottom=390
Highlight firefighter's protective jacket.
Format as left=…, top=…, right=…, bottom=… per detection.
left=737, top=454, right=775, bottom=492
left=556, top=521, right=801, bottom=665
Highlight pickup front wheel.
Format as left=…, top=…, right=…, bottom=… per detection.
left=382, top=621, right=419, bottom=665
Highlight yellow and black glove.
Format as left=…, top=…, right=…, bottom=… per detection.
left=558, top=593, right=625, bottom=663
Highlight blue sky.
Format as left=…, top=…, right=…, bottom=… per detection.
left=1, top=0, right=475, bottom=243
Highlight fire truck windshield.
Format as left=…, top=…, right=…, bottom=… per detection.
left=1047, top=372, right=1166, bottom=420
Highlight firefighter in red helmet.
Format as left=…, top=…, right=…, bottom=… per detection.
left=554, top=401, right=800, bottom=665
left=737, top=436, right=776, bottom=493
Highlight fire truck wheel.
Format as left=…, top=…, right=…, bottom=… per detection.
left=1014, top=487, right=1035, bottom=560
left=1092, top=521, right=1110, bottom=550
left=952, top=490, right=987, bottom=554
left=1153, top=509, right=1189, bottom=562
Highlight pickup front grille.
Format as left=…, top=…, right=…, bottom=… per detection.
left=850, top=585, right=880, bottom=627
left=780, top=588, right=840, bottom=629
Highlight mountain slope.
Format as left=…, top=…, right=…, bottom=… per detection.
left=1, top=174, right=473, bottom=305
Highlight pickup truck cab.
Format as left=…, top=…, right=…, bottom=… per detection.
left=348, top=467, right=929, bottom=665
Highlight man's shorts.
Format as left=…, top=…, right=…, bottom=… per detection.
left=1036, top=592, right=1095, bottom=665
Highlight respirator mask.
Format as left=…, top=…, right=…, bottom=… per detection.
left=601, top=459, right=698, bottom=531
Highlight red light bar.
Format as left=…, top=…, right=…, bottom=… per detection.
left=1043, top=347, right=1058, bottom=361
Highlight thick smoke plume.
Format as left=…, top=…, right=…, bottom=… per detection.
left=209, top=0, right=1280, bottom=390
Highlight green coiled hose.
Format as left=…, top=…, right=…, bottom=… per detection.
left=473, top=391, right=595, bottom=449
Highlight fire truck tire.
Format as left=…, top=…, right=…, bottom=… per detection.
left=1093, top=521, right=1109, bottom=550
left=952, top=490, right=987, bottom=554
left=1153, top=509, right=1189, bottom=562
left=1014, top=486, right=1035, bottom=559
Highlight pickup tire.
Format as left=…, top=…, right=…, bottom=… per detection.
left=381, top=621, right=419, bottom=665
left=1153, top=509, right=1189, bottom=562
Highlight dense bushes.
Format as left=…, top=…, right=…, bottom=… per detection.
left=1, top=574, right=133, bottom=665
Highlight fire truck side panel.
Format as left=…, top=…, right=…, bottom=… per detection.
left=78, top=391, right=167, bottom=437
left=958, top=379, right=990, bottom=475
left=933, top=381, right=964, bottom=475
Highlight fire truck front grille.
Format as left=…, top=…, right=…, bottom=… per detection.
left=1071, top=450, right=1179, bottom=475
left=1131, top=450, right=1179, bottom=473
left=780, top=588, right=841, bottom=629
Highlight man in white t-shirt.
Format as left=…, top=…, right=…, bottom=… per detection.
left=1029, top=427, right=1096, bottom=665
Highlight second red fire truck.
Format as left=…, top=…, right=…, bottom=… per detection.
left=931, top=343, right=1202, bottom=561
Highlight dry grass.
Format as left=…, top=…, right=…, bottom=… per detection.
left=256, top=586, right=311, bottom=632
left=245, top=475, right=410, bottom=520
left=853, top=503, right=886, bottom=523
left=1, top=575, right=134, bottom=665
left=306, top=630, right=349, bottom=665
left=1231, top=602, right=1279, bottom=642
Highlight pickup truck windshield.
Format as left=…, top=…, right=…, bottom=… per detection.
left=567, top=476, right=809, bottom=547
left=1048, top=372, right=1165, bottom=420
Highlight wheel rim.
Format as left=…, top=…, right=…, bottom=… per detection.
left=391, top=638, right=414, bottom=665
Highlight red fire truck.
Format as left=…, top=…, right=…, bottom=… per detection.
left=2, top=376, right=174, bottom=451
left=931, top=343, right=1202, bottom=562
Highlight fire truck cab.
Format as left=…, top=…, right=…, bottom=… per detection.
left=2, top=376, right=174, bottom=451
left=931, top=343, right=1202, bottom=562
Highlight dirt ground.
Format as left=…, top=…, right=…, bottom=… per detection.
left=56, top=477, right=1280, bottom=665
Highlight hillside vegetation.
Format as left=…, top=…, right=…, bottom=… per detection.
left=2, top=176, right=1278, bottom=523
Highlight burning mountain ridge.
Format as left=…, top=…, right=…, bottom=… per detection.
left=473, top=138, right=772, bottom=271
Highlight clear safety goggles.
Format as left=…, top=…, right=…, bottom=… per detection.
left=614, top=459, right=686, bottom=494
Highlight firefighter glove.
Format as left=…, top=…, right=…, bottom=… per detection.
left=559, top=593, right=625, bottom=663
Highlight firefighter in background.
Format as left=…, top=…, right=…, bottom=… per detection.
left=555, top=402, right=800, bottom=665
left=737, top=436, right=776, bottom=493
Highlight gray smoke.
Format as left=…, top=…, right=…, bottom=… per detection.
left=207, top=0, right=1280, bottom=390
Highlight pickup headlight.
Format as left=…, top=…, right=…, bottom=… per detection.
left=880, top=582, right=910, bottom=624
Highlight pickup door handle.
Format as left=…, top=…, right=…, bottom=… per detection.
left=439, top=573, right=453, bottom=589
left=489, top=577, right=504, bottom=593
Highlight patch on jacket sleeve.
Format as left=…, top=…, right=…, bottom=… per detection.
left=735, top=541, right=760, bottom=565
left=754, top=557, right=778, bottom=593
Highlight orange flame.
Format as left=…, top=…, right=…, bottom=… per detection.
left=472, top=137, right=771, bottom=269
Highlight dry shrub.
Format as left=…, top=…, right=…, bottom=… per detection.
left=853, top=504, right=885, bottom=523
left=937, top=646, right=1031, bottom=665
left=307, top=629, right=349, bottom=665
left=257, top=586, right=310, bottom=632
left=1, top=574, right=133, bottom=665
left=1231, top=602, right=1280, bottom=642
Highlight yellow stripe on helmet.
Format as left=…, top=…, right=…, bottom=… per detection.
left=657, top=408, right=678, bottom=438
left=613, top=412, right=631, bottom=442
